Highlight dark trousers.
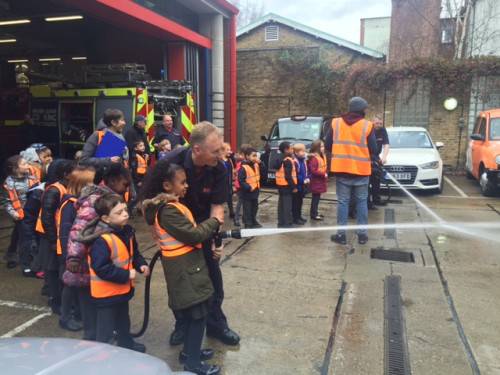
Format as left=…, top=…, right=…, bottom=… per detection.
left=278, top=189, right=293, bottom=226
left=174, top=240, right=228, bottom=333
left=369, top=173, right=381, bottom=204
left=242, top=198, right=258, bottom=227
left=292, top=190, right=305, bottom=221
left=96, top=301, right=134, bottom=348
left=78, top=287, right=97, bottom=340
left=310, top=193, right=321, bottom=218
left=183, top=316, right=207, bottom=368
left=226, top=189, right=234, bottom=218
left=5, top=220, right=24, bottom=264
left=61, top=285, right=79, bottom=323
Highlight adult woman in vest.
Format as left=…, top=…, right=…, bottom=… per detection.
left=142, top=160, right=223, bottom=375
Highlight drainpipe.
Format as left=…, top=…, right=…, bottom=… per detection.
left=211, top=14, right=225, bottom=131
left=229, top=15, right=237, bottom=149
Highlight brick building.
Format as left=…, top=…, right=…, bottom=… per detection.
left=236, top=13, right=383, bottom=149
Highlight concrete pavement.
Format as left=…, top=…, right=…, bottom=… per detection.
left=1, top=175, right=500, bottom=374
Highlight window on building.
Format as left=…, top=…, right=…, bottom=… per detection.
left=265, top=25, right=279, bottom=41
left=394, top=78, right=431, bottom=128
left=441, top=21, right=454, bottom=44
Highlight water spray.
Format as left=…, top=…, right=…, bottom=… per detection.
left=219, top=222, right=500, bottom=242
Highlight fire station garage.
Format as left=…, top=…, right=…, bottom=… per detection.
left=0, top=0, right=238, bottom=161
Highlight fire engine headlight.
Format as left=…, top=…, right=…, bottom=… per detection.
left=495, top=155, right=500, bottom=165
left=421, top=161, right=439, bottom=169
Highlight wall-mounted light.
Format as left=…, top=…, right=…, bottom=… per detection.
left=0, top=38, right=16, bottom=43
left=7, top=59, right=28, bottom=63
left=71, top=56, right=87, bottom=60
left=45, top=15, right=83, bottom=22
left=443, top=97, right=458, bottom=111
left=39, top=57, right=61, bottom=62
left=0, top=19, right=30, bottom=26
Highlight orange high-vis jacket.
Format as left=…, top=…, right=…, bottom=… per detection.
left=55, top=196, right=77, bottom=256
left=136, top=153, right=148, bottom=175
left=89, top=233, right=134, bottom=299
left=275, top=156, right=297, bottom=187
left=313, top=154, right=328, bottom=174
left=3, top=178, right=37, bottom=220
left=153, top=202, right=202, bottom=258
left=27, top=164, right=42, bottom=184
left=35, top=182, right=67, bottom=234
left=242, top=164, right=260, bottom=191
left=330, top=118, right=373, bottom=176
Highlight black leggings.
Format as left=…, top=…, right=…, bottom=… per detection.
left=183, top=316, right=207, bottom=368
left=310, top=193, right=321, bottom=218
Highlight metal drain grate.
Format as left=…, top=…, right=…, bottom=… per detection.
left=384, top=209, right=396, bottom=239
left=371, top=248, right=415, bottom=263
left=385, top=275, right=411, bottom=375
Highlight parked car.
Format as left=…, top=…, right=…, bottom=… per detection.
left=260, top=115, right=331, bottom=184
left=382, top=127, right=444, bottom=193
left=0, top=337, right=190, bottom=375
left=465, top=109, right=500, bottom=196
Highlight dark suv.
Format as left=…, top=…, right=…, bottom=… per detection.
left=260, top=115, right=331, bottom=184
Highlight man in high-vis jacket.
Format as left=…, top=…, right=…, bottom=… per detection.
left=325, top=97, right=381, bottom=245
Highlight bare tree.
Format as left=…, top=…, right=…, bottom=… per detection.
left=443, top=0, right=500, bottom=58
left=230, top=0, right=266, bottom=27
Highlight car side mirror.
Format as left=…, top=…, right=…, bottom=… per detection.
left=470, top=133, right=485, bottom=141
left=261, top=135, right=268, bottom=141
left=435, top=142, right=444, bottom=149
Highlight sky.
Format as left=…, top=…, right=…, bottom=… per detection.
left=241, top=0, right=392, bottom=44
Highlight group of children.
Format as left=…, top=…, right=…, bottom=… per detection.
left=221, top=139, right=329, bottom=229
left=2, top=142, right=224, bottom=374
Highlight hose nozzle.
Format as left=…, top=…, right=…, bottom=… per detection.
left=219, top=229, right=242, bottom=239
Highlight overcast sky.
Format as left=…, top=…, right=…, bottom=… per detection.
left=244, top=0, right=392, bottom=44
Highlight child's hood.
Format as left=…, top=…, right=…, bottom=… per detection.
left=20, top=147, right=41, bottom=164
left=142, top=193, right=178, bottom=226
left=76, top=218, right=112, bottom=244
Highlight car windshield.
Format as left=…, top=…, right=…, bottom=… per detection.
left=270, top=118, right=322, bottom=141
left=490, top=118, right=500, bottom=140
left=388, top=130, right=433, bottom=148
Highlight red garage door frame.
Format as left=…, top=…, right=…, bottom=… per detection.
left=60, top=0, right=212, bottom=49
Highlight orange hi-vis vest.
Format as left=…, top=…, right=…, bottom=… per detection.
left=27, top=164, right=42, bottom=184
left=313, top=154, right=327, bottom=174
left=242, top=164, right=260, bottom=191
left=136, top=153, right=148, bottom=175
left=35, top=182, right=67, bottom=234
left=153, top=202, right=202, bottom=258
left=55, top=196, right=77, bottom=256
left=330, top=118, right=373, bottom=176
left=3, top=178, right=37, bottom=220
left=275, top=156, right=297, bottom=187
left=89, top=233, right=134, bottom=299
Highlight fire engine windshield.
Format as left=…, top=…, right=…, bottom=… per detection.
left=270, top=118, right=322, bottom=141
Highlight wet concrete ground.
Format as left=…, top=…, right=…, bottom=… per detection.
left=1, top=174, right=500, bottom=374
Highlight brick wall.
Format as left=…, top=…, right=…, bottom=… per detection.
left=237, top=23, right=375, bottom=150
left=359, top=84, right=469, bottom=168
left=389, top=0, right=441, bottom=64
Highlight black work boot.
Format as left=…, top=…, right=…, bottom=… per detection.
left=169, top=328, right=185, bottom=346
left=331, top=233, right=347, bottom=245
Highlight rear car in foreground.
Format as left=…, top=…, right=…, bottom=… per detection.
left=383, top=127, right=444, bottom=193
left=0, top=337, right=190, bottom=375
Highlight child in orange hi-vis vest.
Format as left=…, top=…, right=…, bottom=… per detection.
left=142, top=160, right=223, bottom=375
left=1, top=155, right=38, bottom=273
left=237, top=147, right=262, bottom=229
left=87, top=193, right=149, bottom=351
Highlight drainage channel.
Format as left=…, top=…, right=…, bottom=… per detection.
left=384, top=275, right=411, bottom=375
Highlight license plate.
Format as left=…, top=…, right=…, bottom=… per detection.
left=393, top=173, right=411, bottom=180
left=268, top=172, right=276, bottom=179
